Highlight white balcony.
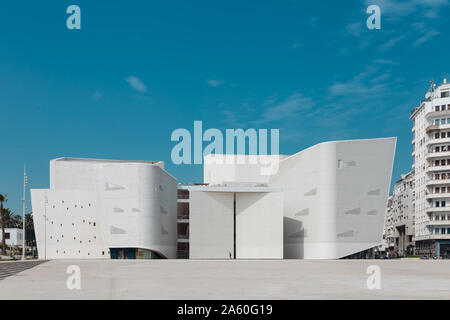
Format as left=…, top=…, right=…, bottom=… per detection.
left=425, top=110, right=450, bottom=119
left=427, top=220, right=450, bottom=226
left=427, top=165, right=450, bottom=172
left=426, top=207, right=450, bottom=213
left=426, top=192, right=450, bottom=200
left=426, top=179, right=450, bottom=186
left=415, top=234, right=450, bottom=241
left=426, top=137, right=450, bottom=146
left=426, top=151, right=450, bottom=159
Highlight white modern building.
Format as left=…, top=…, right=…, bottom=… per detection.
left=31, top=137, right=396, bottom=260
left=31, top=158, right=178, bottom=259
left=410, top=78, right=450, bottom=257
left=188, top=138, right=396, bottom=259
left=0, top=228, right=24, bottom=247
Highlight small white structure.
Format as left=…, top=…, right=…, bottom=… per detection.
left=0, top=228, right=24, bottom=247
left=31, top=158, right=178, bottom=260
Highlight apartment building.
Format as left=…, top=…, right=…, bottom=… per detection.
left=382, top=195, right=396, bottom=255
left=381, top=173, right=415, bottom=257
left=392, top=172, right=415, bottom=255
left=410, top=78, right=450, bottom=258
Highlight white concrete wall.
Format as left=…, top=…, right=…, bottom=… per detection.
left=30, top=189, right=108, bottom=259
left=95, top=163, right=177, bottom=258
left=204, top=154, right=286, bottom=185
left=236, top=192, right=283, bottom=259
left=189, top=191, right=234, bottom=259
left=31, top=158, right=177, bottom=259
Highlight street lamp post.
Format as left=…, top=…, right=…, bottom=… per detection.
left=22, top=165, right=28, bottom=261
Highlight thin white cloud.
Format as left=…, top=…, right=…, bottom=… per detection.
left=330, top=66, right=387, bottom=96
left=345, top=22, right=365, bottom=37
left=256, top=94, right=315, bottom=123
left=365, top=0, right=450, bottom=19
left=371, top=73, right=391, bottom=84
left=207, top=79, right=223, bottom=87
left=374, top=59, right=398, bottom=65
left=125, top=76, right=147, bottom=93
left=379, top=35, right=405, bottom=51
left=413, top=29, right=440, bottom=46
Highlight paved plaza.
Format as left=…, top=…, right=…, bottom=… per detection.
left=0, top=259, right=449, bottom=299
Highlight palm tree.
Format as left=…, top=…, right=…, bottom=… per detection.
left=0, top=208, right=16, bottom=228
left=25, top=213, right=35, bottom=247
left=11, top=214, right=22, bottom=228
left=0, top=194, right=7, bottom=255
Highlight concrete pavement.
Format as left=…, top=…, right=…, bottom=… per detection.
left=0, top=259, right=449, bottom=299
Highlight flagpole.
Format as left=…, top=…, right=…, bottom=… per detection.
left=22, top=165, right=27, bottom=261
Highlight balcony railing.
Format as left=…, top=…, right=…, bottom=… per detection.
left=427, top=220, right=450, bottom=226
left=426, top=150, right=450, bottom=159
left=426, top=207, right=450, bottom=213
left=426, top=192, right=450, bottom=199
left=426, top=165, right=450, bottom=172
left=426, top=178, right=450, bottom=185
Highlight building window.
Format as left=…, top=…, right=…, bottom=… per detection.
left=4, top=233, right=10, bottom=239
left=435, top=119, right=440, bottom=125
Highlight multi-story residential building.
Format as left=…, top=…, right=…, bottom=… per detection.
left=385, top=172, right=415, bottom=256
left=382, top=195, right=396, bottom=256
left=410, top=78, right=450, bottom=258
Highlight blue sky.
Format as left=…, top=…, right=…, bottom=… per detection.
left=1, top=0, right=449, bottom=215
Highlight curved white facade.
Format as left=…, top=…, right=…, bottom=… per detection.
left=31, top=158, right=177, bottom=259
left=203, top=138, right=396, bottom=259
left=272, top=138, right=396, bottom=259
